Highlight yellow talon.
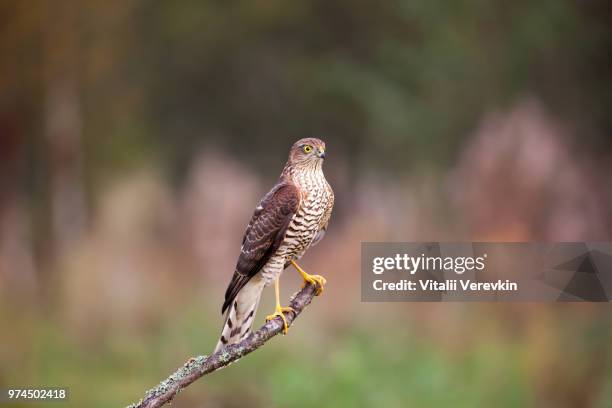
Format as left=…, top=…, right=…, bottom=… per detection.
left=301, top=274, right=327, bottom=295
left=266, top=277, right=294, bottom=334
left=265, top=305, right=294, bottom=335
left=291, top=260, right=326, bottom=296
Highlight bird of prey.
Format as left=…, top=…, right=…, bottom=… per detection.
left=214, top=138, right=334, bottom=352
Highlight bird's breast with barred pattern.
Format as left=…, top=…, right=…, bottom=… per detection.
left=260, top=168, right=333, bottom=285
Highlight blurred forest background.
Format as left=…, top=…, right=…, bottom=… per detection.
left=1, top=0, right=612, bottom=407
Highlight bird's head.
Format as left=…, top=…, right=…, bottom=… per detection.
left=288, top=138, right=326, bottom=166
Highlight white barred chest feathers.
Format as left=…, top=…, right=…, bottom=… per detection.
left=261, top=167, right=333, bottom=284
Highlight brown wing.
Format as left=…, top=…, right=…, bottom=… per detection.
left=221, top=182, right=300, bottom=313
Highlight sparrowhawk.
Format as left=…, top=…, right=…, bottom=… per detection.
left=214, top=138, right=334, bottom=352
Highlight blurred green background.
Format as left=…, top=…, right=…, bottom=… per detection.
left=1, top=0, right=612, bottom=407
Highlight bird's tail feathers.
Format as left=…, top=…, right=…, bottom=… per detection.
left=214, top=278, right=265, bottom=353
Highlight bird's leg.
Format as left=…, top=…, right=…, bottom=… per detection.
left=291, top=259, right=326, bottom=296
left=265, top=277, right=294, bottom=334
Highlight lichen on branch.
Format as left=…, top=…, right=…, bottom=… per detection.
left=127, top=283, right=319, bottom=408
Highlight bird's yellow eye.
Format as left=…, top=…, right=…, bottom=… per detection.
left=303, top=145, right=313, bottom=153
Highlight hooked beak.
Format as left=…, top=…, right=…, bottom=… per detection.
left=317, top=148, right=326, bottom=159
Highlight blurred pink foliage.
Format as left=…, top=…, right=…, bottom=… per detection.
left=450, top=98, right=610, bottom=241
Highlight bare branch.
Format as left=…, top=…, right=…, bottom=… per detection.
left=127, top=283, right=319, bottom=408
